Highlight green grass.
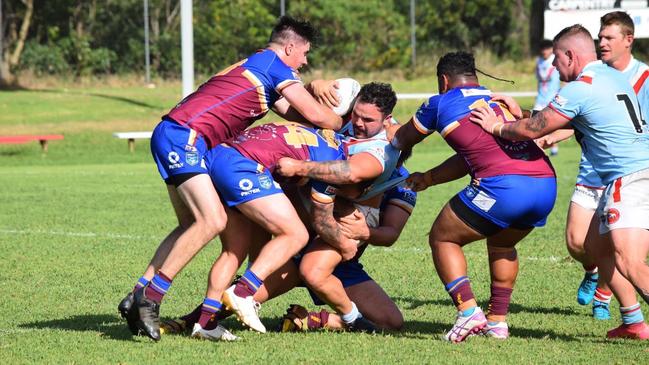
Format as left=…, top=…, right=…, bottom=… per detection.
left=0, top=82, right=647, bottom=364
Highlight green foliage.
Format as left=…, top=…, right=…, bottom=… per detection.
left=290, top=0, right=410, bottom=71
left=20, top=40, right=70, bottom=75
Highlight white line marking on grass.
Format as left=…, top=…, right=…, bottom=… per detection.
left=0, top=229, right=156, bottom=241
left=1, top=228, right=567, bottom=262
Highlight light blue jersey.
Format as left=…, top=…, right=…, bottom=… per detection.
left=550, top=61, right=649, bottom=186
left=576, top=57, right=649, bottom=187
left=534, top=55, right=561, bottom=110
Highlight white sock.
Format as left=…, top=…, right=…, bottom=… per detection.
left=341, top=302, right=360, bottom=324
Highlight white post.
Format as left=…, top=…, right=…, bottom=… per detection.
left=180, top=0, right=194, bottom=97
left=281, top=0, right=285, bottom=16
left=410, top=0, right=416, bottom=70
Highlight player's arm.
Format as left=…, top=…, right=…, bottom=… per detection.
left=470, top=106, right=570, bottom=141
left=407, top=154, right=469, bottom=192
left=310, top=199, right=358, bottom=260
left=273, top=83, right=342, bottom=130
left=391, top=117, right=427, bottom=150
left=535, top=128, right=574, bottom=149
left=276, top=152, right=384, bottom=185
left=338, top=203, right=410, bottom=247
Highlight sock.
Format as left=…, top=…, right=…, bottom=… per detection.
left=583, top=265, right=598, bottom=275
left=620, top=303, right=644, bottom=325
left=341, top=302, right=360, bottom=324
left=461, top=306, right=477, bottom=317
left=445, top=276, right=475, bottom=308
left=233, top=269, right=263, bottom=297
left=144, top=272, right=172, bottom=304
left=593, top=288, right=612, bottom=305
left=307, top=309, right=331, bottom=330
left=487, top=285, right=513, bottom=317
left=197, top=297, right=223, bottom=330
left=133, top=276, right=149, bottom=292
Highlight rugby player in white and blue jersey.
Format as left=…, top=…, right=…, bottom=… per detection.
left=471, top=24, right=649, bottom=340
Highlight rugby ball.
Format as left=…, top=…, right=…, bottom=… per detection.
left=333, top=78, right=361, bottom=116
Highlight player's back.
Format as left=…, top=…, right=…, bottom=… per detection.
left=420, top=86, right=554, bottom=179
left=165, top=49, right=300, bottom=148
left=551, top=62, right=649, bottom=184
left=228, top=122, right=344, bottom=174
left=623, top=57, right=649, bottom=112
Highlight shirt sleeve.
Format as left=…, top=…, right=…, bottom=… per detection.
left=412, top=95, right=441, bottom=135
left=310, top=180, right=337, bottom=204
left=548, top=80, right=591, bottom=120
left=269, top=60, right=302, bottom=92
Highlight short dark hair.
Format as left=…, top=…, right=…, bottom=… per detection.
left=553, top=24, right=593, bottom=44
left=601, top=11, right=634, bottom=36
left=356, top=82, right=397, bottom=116
left=436, top=52, right=476, bottom=78
left=269, top=16, right=318, bottom=45
left=539, top=39, right=553, bottom=50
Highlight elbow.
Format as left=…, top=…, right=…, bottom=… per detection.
left=310, top=110, right=342, bottom=130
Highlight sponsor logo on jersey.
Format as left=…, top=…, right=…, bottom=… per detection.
left=553, top=94, right=568, bottom=107
left=258, top=175, right=272, bottom=189
left=186, top=152, right=199, bottom=166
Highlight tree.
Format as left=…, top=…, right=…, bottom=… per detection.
left=1, top=0, right=33, bottom=87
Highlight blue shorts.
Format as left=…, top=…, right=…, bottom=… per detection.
left=205, top=145, right=283, bottom=207
left=292, top=255, right=372, bottom=306
left=453, top=175, right=557, bottom=235
left=150, top=119, right=209, bottom=184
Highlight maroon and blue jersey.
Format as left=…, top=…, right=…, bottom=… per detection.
left=166, top=49, right=301, bottom=148
left=412, top=85, right=555, bottom=179
left=227, top=122, right=344, bottom=176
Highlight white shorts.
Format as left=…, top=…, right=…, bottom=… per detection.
left=570, top=184, right=604, bottom=211
left=597, top=168, right=649, bottom=234
left=354, top=204, right=380, bottom=246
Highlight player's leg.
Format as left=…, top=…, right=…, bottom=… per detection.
left=222, top=193, right=309, bottom=333
left=589, top=219, right=649, bottom=339
left=118, top=185, right=192, bottom=334
left=484, top=228, right=532, bottom=339
left=134, top=174, right=227, bottom=340
left=190, top=207, right=256, bottom=341
left=298, top=239, right=365, bottom=328
left=429, top=200, right=486, bottom=343
left=348, top=280, right=403, bottom=331
left=566, top=187, right=601, bottom=307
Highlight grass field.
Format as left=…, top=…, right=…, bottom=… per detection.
left=1, top=80, right=648, bottom=364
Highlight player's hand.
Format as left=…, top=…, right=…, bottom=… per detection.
left=276, top=157, right=301, bottom=177
left=338, top=210, right=370, bottom=241
left=490, top=94, right=523, bottom=119
left=406, top=171, right=432, bottom=192
left=385, top=122, right=401, bottom=143
left=534, top=135, right=555, bottom=149
left=309, top=79, right=340, bottom=109
left=339, top=236, right=359, bottom=261
left=469, top=107, right=502, bottom=135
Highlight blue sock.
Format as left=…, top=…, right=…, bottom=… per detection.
left=461, top=306, right=477, bottom=317
left=620, top=303, right=644, bottom=325
left=133, top=276, right=149, bottom=292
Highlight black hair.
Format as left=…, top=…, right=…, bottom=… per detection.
left=539, top=39, right=554, bottom=50
left=356, top=82, right=397, bottom=116
left=436, top=51, right=476, bottom=78
left=437, top=51, right=514, bottom=85
left=269, top=16, right=318, bottom=45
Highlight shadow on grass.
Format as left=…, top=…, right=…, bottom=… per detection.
left=19, top=314, right=135, bottom=341
left=394, top=296, right=581, bottom=316
left=27, top=89, right=161, bottom=109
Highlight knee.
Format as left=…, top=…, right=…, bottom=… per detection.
left=299, top=264, right=326, bottom=289
left=379, top=310, right=404, bottom=331
left=565, top=229, right=585, bottom=257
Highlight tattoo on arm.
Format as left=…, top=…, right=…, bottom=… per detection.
left=501, top=112, right=547, bottom=140
left=302, top=160, right=354, bottom=184
left=311, top=202, right=345, bottom=245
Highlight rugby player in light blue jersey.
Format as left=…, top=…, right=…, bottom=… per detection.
left=471, top=24, right=649, bottom=340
